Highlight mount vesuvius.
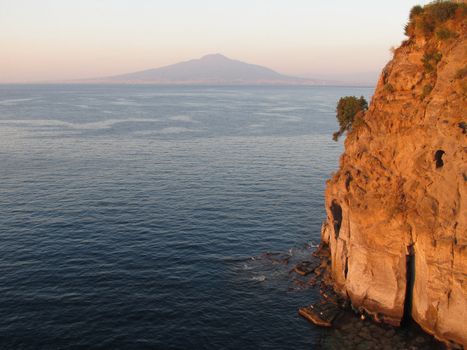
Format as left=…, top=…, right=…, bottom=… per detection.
left=84, top=54, right=322, bottom=85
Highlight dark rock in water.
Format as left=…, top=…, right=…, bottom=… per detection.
left=298, top=301, right=343, bottom=327
left=261, top=251, right=291, bottom=265
left=307, top=276, right=317, bottom=287
left=293, top=261, right=319, bottom=276
left=312, top=243, right=330, bottom=258
left=297, top=244, right=344, bottom=327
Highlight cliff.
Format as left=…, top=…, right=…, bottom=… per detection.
left=321, top=2, right=467, bottom=347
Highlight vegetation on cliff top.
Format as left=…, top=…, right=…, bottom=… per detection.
left=404, top=1, right=466, bottom=98
left=332, top=96, right=368, bottom=141
left=405, top=0, right=466, bottom=38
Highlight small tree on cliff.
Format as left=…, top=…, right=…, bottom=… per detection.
left=332, top=96, right=368, bottom=141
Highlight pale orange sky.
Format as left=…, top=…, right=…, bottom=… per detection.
left=0, top=0, right=431, bottom=83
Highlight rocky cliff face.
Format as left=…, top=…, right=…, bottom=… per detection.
left=321, top=4, right=466, bottom=347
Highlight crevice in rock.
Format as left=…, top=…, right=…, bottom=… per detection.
left=434, top=150, right=445, bottom=169
left=344, top=171, right=352, bottom=191
left=403, top=245, right=415, bottom=325
left=330, top=201, right=343, bottom=239
left=344, top=257, right=349, bottom=280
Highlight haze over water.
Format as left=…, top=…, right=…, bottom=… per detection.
left=0, top=84, right=372, bottom=349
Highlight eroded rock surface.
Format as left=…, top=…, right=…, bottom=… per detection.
left=321, top=8, right=467, bottom=347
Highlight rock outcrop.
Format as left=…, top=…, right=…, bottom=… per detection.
left=321, top=2, right=467, bottom=347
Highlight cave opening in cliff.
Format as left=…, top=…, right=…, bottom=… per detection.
left=434, top=150, right=445, bottom=168
left=330, top=201, right=342, bottom=238
left=403, top=245, right=416, bottom=325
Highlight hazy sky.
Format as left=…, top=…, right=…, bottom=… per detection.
left=1, top=0, right=432, bottom=83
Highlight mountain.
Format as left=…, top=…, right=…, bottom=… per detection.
left=90, top=54, right=321, bottom=85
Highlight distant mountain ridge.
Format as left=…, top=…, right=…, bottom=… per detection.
left=86, top=54, right=325, bottom=85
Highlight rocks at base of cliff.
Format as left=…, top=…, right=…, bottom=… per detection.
left=299, top=302, right=342, bottom=327
left=325, top=313, right=446, bottom=350
left=293, top=261, right=320, bottom=276
left=296, top=243, right=347, bottom=328
left=295, top=244, right=447, bottom=350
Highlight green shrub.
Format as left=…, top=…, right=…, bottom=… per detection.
left=352, top=112, right=366, bottom=130
left=422, top=51, right=442, bottom=72
left=384, top=83, right=395, bottom=93
left=332, top=96, right=368, bottom=141
left=417, top=15, right=436, bottom=34
left=435, top=27, right=456, bottom=40
left=404, top=23, right=411, bottom=36
left=332, top=131, right=342, bottom=142
left=421, top=84, right=433, bottom=100
left=461, top=5, right=467, bottom=17
left=454, top=66, right=467, bottom=79
left=426, top=1, right=458, bottom=23
left=410, top=5, right=424, bottom=19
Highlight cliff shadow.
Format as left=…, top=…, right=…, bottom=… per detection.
left=403, top=245, right=416, bottom=325
left=330, top=201, right=343, bottom=239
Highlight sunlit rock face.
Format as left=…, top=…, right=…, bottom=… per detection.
left=321, top=10, right=466, bottom=347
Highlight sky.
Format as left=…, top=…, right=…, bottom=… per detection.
left=0, top=0, right=432, bottom=83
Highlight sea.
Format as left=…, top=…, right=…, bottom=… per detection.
left=0, top=85, right=440, bottom=350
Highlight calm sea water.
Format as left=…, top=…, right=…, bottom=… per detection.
left=0, top=85, right=373, bottom=349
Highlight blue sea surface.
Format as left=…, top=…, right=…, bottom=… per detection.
left=0, top=85, right=373, bottom=349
